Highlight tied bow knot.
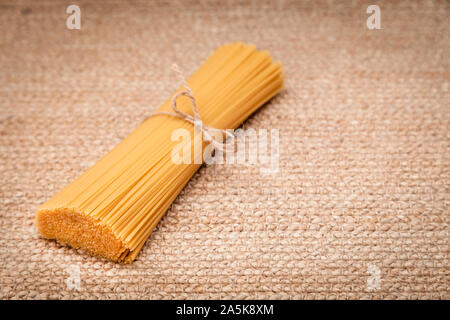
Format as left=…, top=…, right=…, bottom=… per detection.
left=149, top=64, right=235, bottom=153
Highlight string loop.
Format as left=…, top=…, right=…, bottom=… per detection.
left=148, top=64, right=235, bottom=154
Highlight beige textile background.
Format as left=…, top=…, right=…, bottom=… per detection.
left=0, top=0, right=449, bottom=299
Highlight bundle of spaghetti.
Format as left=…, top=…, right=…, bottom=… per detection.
left=36, top=42, right=284, bottom=263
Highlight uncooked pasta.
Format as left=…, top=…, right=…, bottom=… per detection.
left=36, top=42, right=284, bottom=263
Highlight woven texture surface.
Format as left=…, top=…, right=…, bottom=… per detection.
left=1, top=0, right=449, bottom=299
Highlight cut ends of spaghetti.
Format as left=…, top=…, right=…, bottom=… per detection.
left=36, top=208, right=137, bottom=263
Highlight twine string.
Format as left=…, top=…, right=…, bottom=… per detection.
left=148, top=64, right=235, bottom=153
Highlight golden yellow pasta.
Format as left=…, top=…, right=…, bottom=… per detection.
left=36, top=42, right=284, bottom=263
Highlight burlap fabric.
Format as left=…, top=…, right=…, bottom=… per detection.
left=1, top=0, right=448, bottom=299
